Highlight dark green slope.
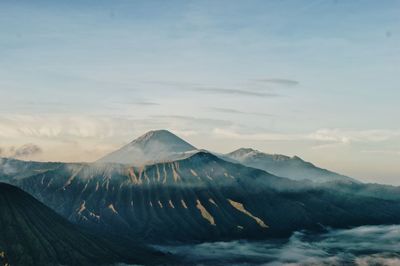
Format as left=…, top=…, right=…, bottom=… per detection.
left=11, top=152, right=400, bottom=243
left=0, top=183, right=166, bottom=266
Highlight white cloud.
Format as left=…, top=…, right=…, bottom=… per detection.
left=0, top=143, right=43, bottom=159
left=157, top=225, right=400, bottom=265
left=213, top=128, right=400, bottom=144
left=212, top=128, right=302, bottom=141
left=0, top=115, right=134, bottom=140
left=361, top=150, right=400, bottom=156
left=308, top=128, right=400, bottom=144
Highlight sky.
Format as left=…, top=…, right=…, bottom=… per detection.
left=0, top=0, right=399, bottom=184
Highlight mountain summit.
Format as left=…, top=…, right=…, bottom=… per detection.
left=97, top=130, right=197, bottom=165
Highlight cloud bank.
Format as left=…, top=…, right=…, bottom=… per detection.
left=156, top=225, right=400, bottom=265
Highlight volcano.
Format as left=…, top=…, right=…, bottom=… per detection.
left=97, top=129, right=198, bottom=165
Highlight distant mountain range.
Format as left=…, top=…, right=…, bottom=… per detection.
left=222, top=148, right=356, bottom=183
left=96, top=129, right=354, bottom=183
left=0, top=183, right=166, bottom=266
left=2, top=129, right=400, bottom=265
left=8, top=150, right=400, bottom=243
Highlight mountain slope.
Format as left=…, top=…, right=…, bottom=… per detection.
left=0, top=158, right=61, bottom=182
left=223, top=148, right=356, bottom=183
left=97, top=130, right=197, bottom=165
left=0, top=183, right=166, bottom=266
left=12, top=152, right=400, bottom=243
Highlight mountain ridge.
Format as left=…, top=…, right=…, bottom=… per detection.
left=5, top=130, right=400, bottom=247
left=96, top=130, right=357, bottom=184
left=223, top=147, right=356, bottom=183
left=8, top=150, right=400, bottom=244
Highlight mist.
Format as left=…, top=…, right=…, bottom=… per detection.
left=155, top=225, right=400, bottom=265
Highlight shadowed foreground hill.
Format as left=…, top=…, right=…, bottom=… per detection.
left=0, top=183, right=167, bottom=266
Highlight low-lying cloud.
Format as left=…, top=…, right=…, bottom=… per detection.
left=156, top=225, right=400, bottom=265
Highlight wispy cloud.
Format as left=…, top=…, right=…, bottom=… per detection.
left=0, top=143, right=43, bottom=159
left=253, top=78, right=299, bottom=86
left=194, top=87, right=279, bottom=97
left=142, top=80, right=201, bottom=88
left=152, top=115, right=233, bottom=127
left=210, top=107, right=274, bottom=117
left=361, top=150, right=400, bottom=156
left=213, top=128, right=400, bottom=146
left=308, top=128, right=400, bottom=144
left=213, top=128, right=302, bottom=141
left=124, top=101, right=160, bottom=106
left=12, top=143, right=43, bottom=158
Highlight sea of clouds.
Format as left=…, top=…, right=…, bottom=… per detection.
left=155, top=225, right=400, bottom=265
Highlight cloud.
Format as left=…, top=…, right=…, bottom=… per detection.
left=308, top=128, right=400, bottom=145
left=194, top=87, right=279, bottom=97
left=125, top=101, right=160, bottom=106
left=12, top=143, right=43, bottom=158
left=0, top=143, right=43, bottom=159
left=0, top=114, right=234, bottom=144
left=210, top=107, right=274, bottom=117
left=142, top=80, right=201, bottom=88
left=213, top=128, right=302, bottom=141
left=361, top=150, right=400, bottom=156
left=1, top=113, right=399, bottom=163
left=253, top=78, right=299, bottom=86
left=213, top=127, right=400, bottom=148
left=152, top=115, right=233, bottom=127
left=0, top=115, right=133, bottom=139
left=155, top=225, right=400, bottom=265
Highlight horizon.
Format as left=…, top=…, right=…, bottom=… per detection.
left=1, top=0, right=399, bottom=185
left=0, top=128, right=385, bottom=184
left=0, top=129, right=310, bottom=163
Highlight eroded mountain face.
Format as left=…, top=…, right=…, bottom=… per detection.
left=11, top=152, right=400, bottom=243
left=3, top=130, right=400, bottom=245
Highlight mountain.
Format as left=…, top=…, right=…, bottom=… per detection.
left=96, top=130, right=354, bottom=184
left=10, top=152, right=400, bottom=244
left=223, top=148, right=356, bottom=183
left=97, top=129, right=198, bottom=165
left=0, top=157, right=62, bottom=182
left=0, top=183, right=168, bottom=266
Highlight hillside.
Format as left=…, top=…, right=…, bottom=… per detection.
left=0, top=183, right=166, bottom=266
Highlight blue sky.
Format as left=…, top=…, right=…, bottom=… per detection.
left=0, top=0, right=399, bottom=184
